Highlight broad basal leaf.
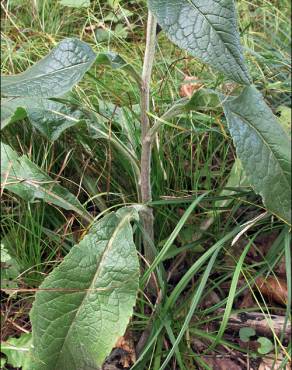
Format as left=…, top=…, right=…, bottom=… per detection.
left=148, top=0, right=251, bottom=85
left=222, top=85, right=291, bottom=224
left=1, top=38, right=96, bottom=98
left=1, top=97, right=83, bottom=141
left=1, top=143, right=91, bottom=222
left=30, top=207, right=140, bottom=370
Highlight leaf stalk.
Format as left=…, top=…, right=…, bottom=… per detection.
left=140, top=11, right=157, bottom=263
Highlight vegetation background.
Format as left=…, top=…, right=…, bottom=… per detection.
left=1, top=0, right=291, bottom=369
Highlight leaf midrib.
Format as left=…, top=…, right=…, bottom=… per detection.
left=170, top=0, right=249, bottom=81
left=1, top=60, right=93, bottom=90
left=188, top=1, right=241, bottom=68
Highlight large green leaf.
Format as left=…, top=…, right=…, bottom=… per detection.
left=148, top=0, right=251, bottom=85
left=1, top=143, right=91, bottom=222
left=1, top=97, right=83, bottom=140
left=222, top=85, right=291, bottom=224
left=30, top=207, right=140, bottom=370
left=1, top=38, right=96, bottom=98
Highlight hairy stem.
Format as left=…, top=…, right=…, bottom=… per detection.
left=140, top=11, right=157, bottom=263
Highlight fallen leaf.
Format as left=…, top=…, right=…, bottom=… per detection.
left=275, top=256, right=287, bottom=278
left=102, top=333, right=136, bottom=369
left=114, top=335, right=136, bottom=367
left=203, top=357, right=242, bottom=370
left=179, top=75, right=203, bottom=98
left=258, top=355, right=291, bottom=370
left=256, top=276, right=288, bottom=306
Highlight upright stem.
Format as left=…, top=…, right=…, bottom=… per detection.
left=140, top=11, right=157, bottom=263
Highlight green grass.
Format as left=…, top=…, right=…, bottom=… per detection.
left=1, top=0, right=291, bottom=368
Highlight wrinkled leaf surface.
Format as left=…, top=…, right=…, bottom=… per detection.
left=30, top=208, right=140, bottom=370
left=148, top=0, right=251, bottom=84
left=1, top=38, right=96, bottom=98
left=223, top=85, right=291, bottom=224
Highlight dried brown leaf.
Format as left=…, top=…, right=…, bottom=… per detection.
left=258, top=356, right=291, bottom=370
left=102, top=333, right=136, bottom=370
left=179, top=75, right=203, bottom=98
left=203, top=357, right=242, bottom=370
left=114, top=335, right=136, bottom=366
left=256, top=276, right=288, bottom=306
